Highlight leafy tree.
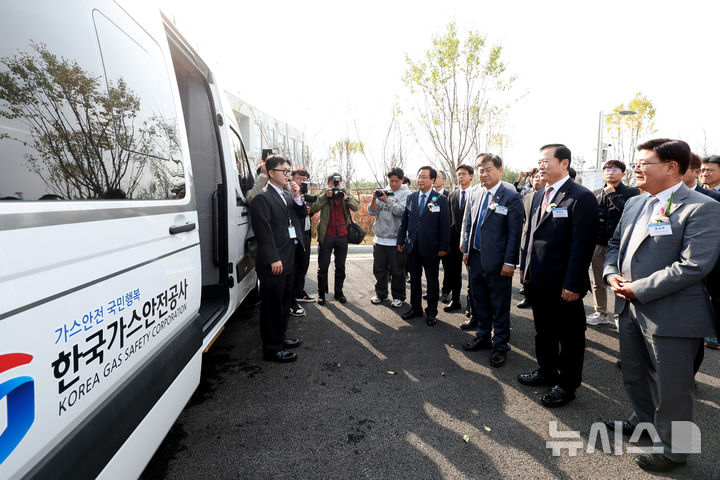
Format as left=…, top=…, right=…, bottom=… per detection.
left=329, top=138, right=364, bottom=188
left=403, top=21, right=518, bottom=174
left=604, top=92, right=657, bottom=168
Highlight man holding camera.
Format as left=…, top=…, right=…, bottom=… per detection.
left=368, top=167, right=409, bottom=307
left=291, top=168, right=315, bottom=311
left=310, top=173, right=360, bottom=305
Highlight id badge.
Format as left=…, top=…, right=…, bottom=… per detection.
left=495, top=206, right=508, bottom=216
left=288, top=225, right=297, bottom=239
left=430, top=205, right=440, bottom=213
left=648, top=222, right=672, bottom=236
left=552, top=207, right=568, bottom=218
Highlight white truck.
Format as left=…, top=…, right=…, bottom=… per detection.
left=0, top=1, right=257, bottom=478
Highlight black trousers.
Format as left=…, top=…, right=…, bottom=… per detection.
left=293, top=230, right=311, bottom=298
left=527, top=284, right=586, bottom=392
left=444, top=243, right=464, bottom=303
left=317, top=234, right=348, bottom=295
left=373, top=244, right=406, bottom=300
left=408, top=248, right=440, bottom=317
left=258, top=266, right=294, bottom=354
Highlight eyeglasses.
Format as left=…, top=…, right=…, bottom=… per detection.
left=537, top=159, right=552, bottom=166
left=603, top=168, right=621, bottom=173
left=630, top=161, right=662, bottom=170
left=270, top=168, right=292, bottom=176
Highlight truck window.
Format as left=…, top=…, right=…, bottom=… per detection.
left=229, top=127, right=253, bottom=194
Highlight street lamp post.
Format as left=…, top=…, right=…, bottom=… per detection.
left=595, top=110, right=637, bottom=169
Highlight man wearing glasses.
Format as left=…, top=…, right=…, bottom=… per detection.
left=249, top=156, right=307, bottom=363
left=587, top=161, right=640, bottom=327
left=604, top=139, right=720, bottom=472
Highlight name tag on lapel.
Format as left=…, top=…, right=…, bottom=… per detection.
left=648, top=222, right=672, bottom=236
left=288, top=225, right=297, bottom=239
left=552, top=207, right=568, bottom=218
left=430, top=205, right=440, bottom=213
left=495, top=206, right=508, bottom=216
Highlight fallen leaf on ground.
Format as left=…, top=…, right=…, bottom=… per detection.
left=386, top=371, right=396, bottom=375
left=463, top=434, right=469, bottom=443
left=441, top=372, right=446, bottom=376
left=483, top=425, right=492, bottom=432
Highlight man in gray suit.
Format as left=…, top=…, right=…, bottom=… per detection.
left=604, top=138, right=720, bottom=473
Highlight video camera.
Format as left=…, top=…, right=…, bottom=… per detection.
left=300, top=182, right=317, bottom=203
left=331, top=175, right=345, bottom=200
left=374, top=189, right=394, bottom=198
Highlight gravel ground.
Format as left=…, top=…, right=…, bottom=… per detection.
left=141, top=254, right=720, bottom=480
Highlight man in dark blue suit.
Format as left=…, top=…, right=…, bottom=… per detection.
left=397, top=166, right=451, bottom=326
left=518, top=144, right=599, bottom=407
left=460, top=154, right=524, bottom=367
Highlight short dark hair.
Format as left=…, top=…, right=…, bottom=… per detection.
left=689, top=153, right=702, bottom=170
left=387, top=167, right=404, bottom=180
left=291, top=168, right=309, bottom=178
left=402, top=176, right=411, bottom=185
left=266, top=155, right=290, bottom=172
left=541, top=144, right=572, bottom=167
left=603, top=160, right=626, bottom=173
left=637, top=138, right=690, bottom=174
left=479, top=154, right=503, bottom=169
left=436, top=170, right=447, bottom=180
left=568, top=167, right=577, bottom=180
left=418, top=166, right=437, bottom=181
left=327, top=172, right=342, bottom=183
left=456, top=164, right=474, bottom=175
left=528, top=167, right=538, bottom=178
left=702, top=155, right=720, bottom=167
left=475, top=153, right=492, bottom=165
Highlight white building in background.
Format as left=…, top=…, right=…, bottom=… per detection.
left=225, top=91, right=308, bottom=167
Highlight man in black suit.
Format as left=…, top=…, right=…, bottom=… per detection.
left=518, top=144, right=599, bottom=407
left=461, top=154, right=524, bottom=367
left=445, top=164, right=475, bottom=313
left=249, top=156, right=307, bottom=363
left=685, top=152, right=720, bottom=355
left=397, top=166, right=451, bottom=326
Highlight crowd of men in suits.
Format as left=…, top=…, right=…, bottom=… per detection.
left=248, top=140, right=720, bottom=473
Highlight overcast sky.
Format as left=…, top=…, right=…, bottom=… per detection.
left=158, top=0, right=719, bottom=177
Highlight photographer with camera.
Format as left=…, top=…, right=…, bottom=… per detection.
left=309, top=173, right=360, bottom=305
left=289, top=168, right=316, bottom=313
left=368, top=167, right=409, bottom=307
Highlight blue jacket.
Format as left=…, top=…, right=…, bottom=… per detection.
left=397, top=190, right=450, bottom=255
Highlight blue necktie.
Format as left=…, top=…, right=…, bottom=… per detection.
left=459, top=190, right=466, bottom=212
left=418, top=193, right=427, bottom=213
left=473, top=192, right=490, bottom=250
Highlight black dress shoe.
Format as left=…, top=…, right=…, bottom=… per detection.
left=603, top=419, right=635, bottom=435
left=283, top=338, right=302, bottom=349
left=443, top=301, right=462, bottom=312
left=402, top=308, right=422, bottom=320
left=426, top=315, right=437, bottom=326
left=422, top=293, right=428, bottom=300
left=318, top=296, right=327, bottom=306
left=519, top=286, right=525, bottom=295
left=516, top=298, right=532, bottom=309
left=635, top=453, right=686, bottom=473
left=263, top=350, right=298, bottom=363
left=334, top=292, right=347, bottom=303
left=541, top=385, right=576, bottom=408
left=517, top=369, right=557, bottom=386
left=464, top=307, right=471, bottom=318
left=490, top=350, right=507, bottom=367
left=463, top=337, right=493, bottom=351
left=459, top=318, right=477, bottom=330
left=440, top=293, right=451, bottom=304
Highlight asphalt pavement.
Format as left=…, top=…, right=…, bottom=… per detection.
left=141, top=252, right=720, bottom=480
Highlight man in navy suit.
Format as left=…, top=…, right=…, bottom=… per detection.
left=461, top=154, right=524, bottom=367
left=397, top=166, right=451, bottom=326
left=518, top=144, right=599, bottom=407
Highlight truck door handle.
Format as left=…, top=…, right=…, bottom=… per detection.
left=241, top=211, right=249, bottom=217
left=169, top=222, right=196, bottom=234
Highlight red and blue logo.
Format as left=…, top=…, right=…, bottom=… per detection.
left=0, top=353, right=34, bottom=465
